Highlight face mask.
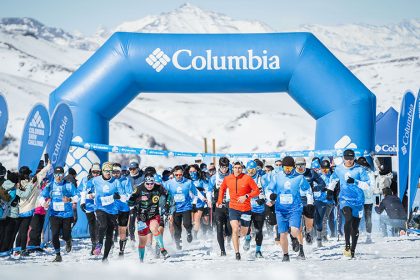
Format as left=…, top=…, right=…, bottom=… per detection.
left=189, top=171, right=198, bottom=180
left=274, top=166, right=281, bottom=172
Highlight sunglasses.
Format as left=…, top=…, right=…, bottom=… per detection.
left=220, top=166, right=228, bottom=170
left=283, top=166, right=294, bottom=172
left=247, top=168, right=256, bottom=173
left=129, top=168, right=138, bottom=171
left=112, top=170, right=121, bottom=174
left=145, top=182, right=155, bottom=186
left=343, top=157, right=355, bottom=161
left=92, top=170, right=100, bottom=174
left=295, top=164, right=305, bottom=168
left=174, top=173, right=183, bottom=177
left=102, top=170, right=112, bottom=173
left=54, top=173, right=64, bottom=177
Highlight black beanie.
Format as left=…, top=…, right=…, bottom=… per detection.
left=282, top=156, right=295, bottom=167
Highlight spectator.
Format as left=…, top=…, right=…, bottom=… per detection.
left=375, top=188, right=407, bottom=236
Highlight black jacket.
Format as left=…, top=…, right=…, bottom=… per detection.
left=375, top=195, right=406, bottom=220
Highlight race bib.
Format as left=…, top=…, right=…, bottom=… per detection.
left=313, top=191, right=321, bottom=199
left=137, top=221, right=148, bottom=231
left=240, top=214, right=252, bottom=222
left=101, top=195, right=114, bottom=206
left=279, top=194, right=293, bottom=205
left=53, top=202, right=65, bottom=212
left=174, top=194, right=185, bottom=203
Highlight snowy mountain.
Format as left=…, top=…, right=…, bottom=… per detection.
left=0, top=3, right=418, bottom=169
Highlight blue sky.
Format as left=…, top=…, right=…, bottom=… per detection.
left=1, top=0, right=419, bottom=35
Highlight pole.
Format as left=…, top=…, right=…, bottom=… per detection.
left=212, top=138, right=216, bottom=166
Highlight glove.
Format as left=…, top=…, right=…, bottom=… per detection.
left=113, top=192, right=121, bottom=199
left=256, top=198, right=265, bottom=205
left=11, top=195, right=20, bottom=207
left=269, top=193, right=277, bottom=201
left=346, top=177, right=355, bottom=184
left=164, top=203, right=170, bottom=215
left=326, top=190, right=334, bottom=201
left=7, top=171, right=19, bottom=184
left=80, top=203, right=87, bottom=213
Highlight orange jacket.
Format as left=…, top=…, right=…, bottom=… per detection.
left=217, top=173, right=260, bottom=212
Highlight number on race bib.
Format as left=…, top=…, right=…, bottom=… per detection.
left=101, top=195, right=114, bottom=206
left=174, top=194, right=185, bottom=203
left=240, top=214, right=251, bottom=221
left=53, top=202, right=65, bottom=212
left=313, top=191, right=321, bottom=198
left=279, top=194, right=293, bottom=205
left=137, top=221, right=147, bottom=231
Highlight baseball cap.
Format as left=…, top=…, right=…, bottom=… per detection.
left=295, top=157, right=306, bottom=165
left=54, top=166, right=64, bottom=174
left=343, top=149, right=355, bottom=160
left=129, top=162, right=139, bottom=169
left=91, top=163, right=101, bottom=172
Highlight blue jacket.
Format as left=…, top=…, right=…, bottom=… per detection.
left=41, top=180, right=78, bottom=218
left=80, top=176, right=96, bottom=213
left=165, top=177, right=199, bottom=213
left=250, top=174, right=266, bottom=214
left=267, top=171, right=311, bottom=214
left=88, top=176, right=121, bottom=215
left=191, top=179, right=209, bottom=208
left=316, top=173, right=335, bottom=204
left=116, top=176, right=133, bottom=212
left=331, top=163, right=370, bottom=217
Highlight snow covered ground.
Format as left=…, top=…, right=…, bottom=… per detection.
left=1, top=231, right=419, bottom=280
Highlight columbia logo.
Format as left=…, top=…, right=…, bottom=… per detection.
left=401, top=145, right=407, bottom=155
left=375, top=145, right=382, bottom=153
left=146, top=48, right=171, bottom=72
left=29, top=111, right=45, bottom=129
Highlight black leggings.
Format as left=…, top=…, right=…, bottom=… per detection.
left=96, top=210, right=117, bottom=259
left=86, top=212, right=98, bottom=244
left=15, top=216, right=32, bottom=251
left=28, top=214, right=45, bottom=248
left=214, top=207, right=232, bottom=251
left=0, top=217, right=18, bottom=253
left=342, top=207, right=361, bottom=251
left=50, top=216, right=72, bottom=253
left=249, top=212, right=265, bottom=246
left=364, top=204, right=373, bottom=234
left=173, top=210, right=193, bottom=242
left=129, top=207, right=137, bottom=240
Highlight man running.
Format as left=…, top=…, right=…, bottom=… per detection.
left=216, top=161, right=260, bottom=260
left=128, top=173, right=169, bottom=262
left=267, top=156, right=311, bottom=262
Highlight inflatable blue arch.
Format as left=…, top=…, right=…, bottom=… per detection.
left=49, top=32, right=376, bottom=162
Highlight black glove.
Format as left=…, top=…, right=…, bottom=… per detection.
left=346, top=177, right=355, bottom=184
left=11, top=195, right=20, bottom=207
left=326, top=190, right=334, bottom=201
left=7, top=171, right=19, bottom=184
left=256, top=198, right=265, bottom=205
left=80, top=203, right=87, bottom=213
left=113, top=192, right=121, bottom=199
left=269, top=193, right=277, bottom=201
left=164, top=203, right=170, bottom=214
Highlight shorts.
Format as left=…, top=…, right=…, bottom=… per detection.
left=195, top=207, right=210, bottom=216
left=303, top=204, right=315, bottom=219
left=137, top=215, right=161, bottom=236
left=118, top=211, right=129, bottom=227
left=276, top=210, right=303, bottom=233
left=228, top=208, right=252, bottom=227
